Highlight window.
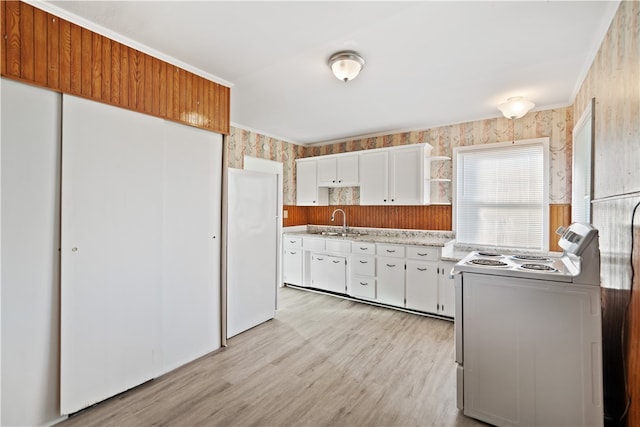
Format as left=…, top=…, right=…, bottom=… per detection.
left=454, top=138, right=549, bottom=250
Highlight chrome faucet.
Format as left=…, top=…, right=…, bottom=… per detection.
left=330, top=208, right=347, bottom=235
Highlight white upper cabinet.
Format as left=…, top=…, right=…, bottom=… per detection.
left=296, top=158, right=328, bottom=206
left=361, top=144, right=432, bottom=205
left=360, top=151, right=389, bottom=204
left=317, top=154, right=359, bottom=187
left=297, top=143, right=432, bottom=206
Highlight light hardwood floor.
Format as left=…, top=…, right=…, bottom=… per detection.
left=58, top=287, right=483, bottom=426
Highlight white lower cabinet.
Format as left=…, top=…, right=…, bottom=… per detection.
left=437, top=261, right=456, bottom=317
left=405, top=261, right=439, bottom=312
left=377, top=257, right=405, bottom=307
left=310, top=253, right=346, bottom=294
left=284, top=234, right=454, bottom=319
left=282, top=249, right=303, bottom=286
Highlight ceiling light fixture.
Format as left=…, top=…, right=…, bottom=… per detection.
left=498, top=96, right=535, bottom=119
left=328, top=51, right=365, bottom=82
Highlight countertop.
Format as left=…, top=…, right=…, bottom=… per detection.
left=284, top=225, right=456, bottom=248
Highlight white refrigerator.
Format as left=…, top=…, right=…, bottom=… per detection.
left=226, top=168, right=278, bottom=338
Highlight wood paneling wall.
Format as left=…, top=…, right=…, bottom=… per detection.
left=288, top=204, right=570, bottom=250
left=1, top=1, right=229, bottom=134
left=549, top=204, right=571, bottom=252
left=628, top=221, right=640, bottom=426
left=304, top=205, right=452, bottom=230
left=282, top=205, right=308, bottom=227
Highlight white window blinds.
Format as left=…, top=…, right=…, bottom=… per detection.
left=455, top=140, right=549, bottom=250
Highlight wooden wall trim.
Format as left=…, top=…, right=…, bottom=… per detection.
left=549, top=204, right=571, bottom=252
left=0, top=1, right=230, bottom=134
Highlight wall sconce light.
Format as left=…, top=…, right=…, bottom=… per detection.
left=328, top=51, right=365, bottom=82
left=498, top=96, right=535, bottom=119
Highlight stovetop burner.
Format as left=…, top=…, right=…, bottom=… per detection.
left=520, top=263, right=558, bottom=272
left=511, top=255, right=551, bottom=262
left=477, top=252, right=502, bottom=257
left=468, top=259, right=509, bottom=267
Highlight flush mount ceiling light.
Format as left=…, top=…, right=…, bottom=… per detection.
left=328, top=51, right=365, bottom=82
left=498, top=96, right=535, bottom=119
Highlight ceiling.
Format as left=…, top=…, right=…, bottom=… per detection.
left=44, top=1, right=619, bottom=145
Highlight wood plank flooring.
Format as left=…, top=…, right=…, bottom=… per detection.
left=58, top=287, right=483, bottom=426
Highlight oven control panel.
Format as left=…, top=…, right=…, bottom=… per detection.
left=558, top=222, right=598, bottom=256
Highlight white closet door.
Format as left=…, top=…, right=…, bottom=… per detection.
left=227, top=169, right=278, bottom=338
left=1, top=79, right=63, bottom=426
left=161, top=121, right=221, bottom=372
left=60, top=96, right=164, bottom=414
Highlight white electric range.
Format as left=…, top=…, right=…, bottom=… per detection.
left=452, top=222, right=603, bottom=427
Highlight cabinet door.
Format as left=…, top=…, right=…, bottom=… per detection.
left=360, top=151, right=389, bottom=205
left=377, top=257, right=405, bottom=307
left=310, top=253, right=328, bottom=290
left=405, top=261, right=438, bottom=313
left=282, top=249, right=303, bottom=286
left=325, top=255, right=347, bottom=294
left=317, top=157, right=337, bottom=186
left=438, top=262, right=456, bottom=317
left=389, top=146, right=423, bottom=205
left=296, top=159, right=322, bottom=205
left=296, top=159, right=317, bottom=205
left=336, top=154, right=359, bottom=186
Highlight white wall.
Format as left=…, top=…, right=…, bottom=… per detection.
left=1, top=79, right=65, bottom=425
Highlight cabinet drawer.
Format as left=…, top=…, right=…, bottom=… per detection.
left=303, top=237, right=325, bottom=251
left=352, top=241, right=376, bottom=255
left=352, top=277, right=376, bottom=299
left=352, top=256, right=376, bottom=276
left=377, top=244, right=405, bottom=258
left=283, top=236, right=302, bottom=249
left=406, top=246, right=439, bottom=261
left=325, top=239, right=351, bottom=253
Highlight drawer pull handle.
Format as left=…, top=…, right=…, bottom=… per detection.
left=386, top=264, right=396, bottom=267
left=386, top=249, right=396, bottom=253
left=289, top=240, right=296, bottom=243
left=359, top=282, right=369, bottom=286
left=290, top=251, right=297, bottom=255
left=417, top=267, right=427, bottom=271
left=417, top=253, right=428, bottom=256
left=332, top=260, right=341, bottom=264
left=359, top=247, right=368, bottom=250
left=316, top=257, right=324, bottom=261
left=359, top=260, right=368, bottom=264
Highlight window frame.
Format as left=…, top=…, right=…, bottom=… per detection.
left=452, top=137, right=550, bottom=251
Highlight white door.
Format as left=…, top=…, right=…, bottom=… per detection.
left=572, top=104, right=593, bottom=223
left=227, top=169, right=278, bottom=338
left=60, top=95, right=222, bottom=414
left=61, top=96, right=165, bottom=414
left=243, top=156, right=284, bottom=292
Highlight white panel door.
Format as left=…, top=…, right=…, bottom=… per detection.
left=1, top=79, right=63, bottom=426
left=61, top=95, right=164, bottom=414
left=160, top=122, right=222, bottom=372
left=227, top=169, right=278, bottom=338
